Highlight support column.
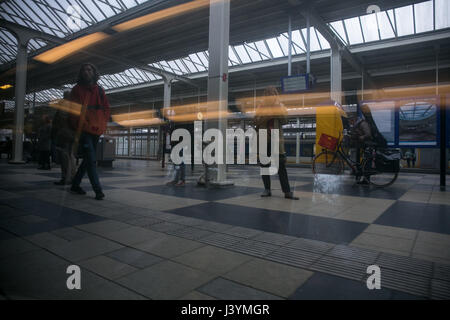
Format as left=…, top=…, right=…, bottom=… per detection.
left=306, top=13, right=311, bottom=74
left=330, top=45, right=342, bottom=105
left=10, top=39, right=29, bottom=164
left=163, top=77, right=172, bottom=109
left=207, top=0, right=232, bottom=186
left=288, top=15, right=292, bottom=76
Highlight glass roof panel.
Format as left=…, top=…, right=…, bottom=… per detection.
left=395, top=5, right=415, bottom=36
left=266, top=37, right=283, bottom=58
left=329, top=20, right=348, bottom=44
left=244, top=43, right=263, bottom=62
left=234, top=45, right=252, bottom=63
left=360, top=13, right=380, bottom=42
left=228, top=46, right=240, bottom=65
left=182, top=57, right=199, bottom=73
left=316, top=30, right=330, bottom=49
left=344, top=17, right=364, bottom=44
left=277, top=33, right=290, bottom=56
left=415, top=1, right=434, bottom=33
left=435, top=0, right=450, bottom=29
left=291, top=29, right=306, bottom=53
left=301, top=28, right=321, bottom=51
left=378, top=10, right=396, bottom=39
left=254, top=40, right=271, bottom=59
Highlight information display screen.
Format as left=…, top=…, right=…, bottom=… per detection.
left=281, top=74, right=313, bottom=93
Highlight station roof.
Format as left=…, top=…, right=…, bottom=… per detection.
left=0, top=0, right=449, bottom=106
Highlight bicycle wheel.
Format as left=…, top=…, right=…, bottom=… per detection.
left=312, top=150, right=345, bottom=175
left=361, top=158, right=398, bottom=187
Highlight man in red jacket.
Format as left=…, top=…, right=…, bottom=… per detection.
left=69, top=63, right=110, bottom=200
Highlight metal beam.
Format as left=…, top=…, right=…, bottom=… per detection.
left=0, top=20, right=198, bottom=87
left=298, top=7, right=377, bottom=88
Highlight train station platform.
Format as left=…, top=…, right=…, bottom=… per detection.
left=0, top=159, right=449, bottom=300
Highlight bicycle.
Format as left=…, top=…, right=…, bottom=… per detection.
left=312, top=132, right=399, bottom=187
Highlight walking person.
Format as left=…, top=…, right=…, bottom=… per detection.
left=69, top=63, right=110, bottom=200
left=255, top=86, right=298, bottom=200
left=51, top=91, right=76, bottom=185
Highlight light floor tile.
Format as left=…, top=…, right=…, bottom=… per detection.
left=172, top=245, right=253, bottom=275
left=351, top=232, right=415, bottom=253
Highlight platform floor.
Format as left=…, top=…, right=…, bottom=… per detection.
left=0, top=159, right=449, bottom=300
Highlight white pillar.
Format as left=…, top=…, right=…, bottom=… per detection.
left=330, top=46, right=342, bottom=104
left=288, top=15, right=292, bottom=76
left=10, top=39, right=28, bottom=164
left=207, top=0, right=232, bottom=185
left=163, top=77, right=172, bottom=109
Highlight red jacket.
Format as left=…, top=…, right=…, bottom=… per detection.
left=70, top=83, right=110, bottom=136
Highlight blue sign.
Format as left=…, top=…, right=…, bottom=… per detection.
left=281, top=74, right=315, bottom=93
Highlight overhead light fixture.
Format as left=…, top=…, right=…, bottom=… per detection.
left=34, top=32, right=109, bottom=64
left=112, top=0, right=219, bottom=32
left=0, top=84, right=13, bottom=90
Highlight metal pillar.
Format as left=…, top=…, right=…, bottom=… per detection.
left=306, top=13, right=311, bottom=74
left=10, top=38, right=29, bottom=164
left=207, top=0, right=233, bottom=186
left=440, top=93, right=446, bottom=191
left=330, top=45, right=342, bottom=104
left=288, top=15, right=292, bottom=76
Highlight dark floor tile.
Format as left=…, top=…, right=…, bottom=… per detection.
left=166, top=202, right=367, bottom=244
left=289, top=272, right=425, bottom=300
left=129, top=184, right=262, bottom=201
left=106, top=247, right=163, bottom=269
left=198, top=277, right=282, bottom=300
left=374, top=201, right=450, bottom=234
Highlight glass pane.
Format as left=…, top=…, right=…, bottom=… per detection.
left=316, top=30, right=330, bottom=49
left=395, top=5, right=414, bottom=36
left=245, top=43, right=262, bottom=62
left=182, top=58, right=198, bottom=73
left=197, top=52, right=209, bottom=67
left=228, top=46, right=239, bottom=64
left=360, top=13, right=379, bottom=42
left=435, top=0, right=450, bottom=29
left=234, top=45, right=252, bottom=63
left=344, top=17, right=364, bottom=44
left=254, top=40, right=271, bottom=59
left=301, top=28, right=321, bottom=51
left=415, top=1, right=433, bottom=33
left=329, top=20, right=348, bottom=44
left=378, top=11, right=396, bottom=39
left=266, top=38, right=284, bottom=58
left=291, top=30, right=306, bottom=52
left=277, top=33, right=289, bottom=56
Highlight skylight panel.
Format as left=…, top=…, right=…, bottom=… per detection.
left=254, top=41, right=271, bottom=59
left=228, top=46, right=240, bottom=65
left=277, top=33, right=290, bottom=56
left=197, top=52, right=209, bottom=67
left=378, top=11, right=396, bottom=39
left=266, top=38, right=283, bottom=58
left=329, top=21, right=348, bottom=44
left=182, top=57, right=199, bottom=73
left=301, top=28, right=321, bottom=51
left=344, top=17, right=364, bottom=44
left=360, top=13, right=380, bottom=42
left=291, top=30, right=306, bottom=53
left=316, top=30, right=330, bottom=49
left=234, top=45, right=252, bottom=63
left=435, top=0, right=450, bottom=29
left=173, top=60, right=189, bottom=74
left=395, top=5, right=414, bottom=36
left=414, top=1, right=433, bottom=33
left=245, top=43, right=263, bottom=62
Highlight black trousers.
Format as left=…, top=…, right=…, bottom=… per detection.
left=261, top=154, right=291, bottom=193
